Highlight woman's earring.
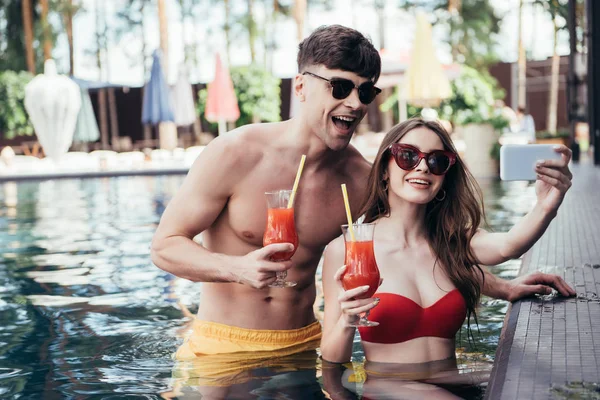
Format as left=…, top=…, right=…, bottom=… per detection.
left=435, top=189, right=446, bottom=201
left=382, top=179, right=389, bottom=191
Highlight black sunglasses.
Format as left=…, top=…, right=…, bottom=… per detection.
left=302, top=71, right=382, bottom=105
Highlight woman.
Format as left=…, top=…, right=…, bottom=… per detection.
left=321, top=118, right=575, bottom=390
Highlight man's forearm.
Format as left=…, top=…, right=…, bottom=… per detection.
left=150, top=235, right=236, bottom=283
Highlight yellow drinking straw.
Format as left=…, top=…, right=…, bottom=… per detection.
left=287, top=154, right=306, bottom=208
left=341, top=184, right=356, bottom=241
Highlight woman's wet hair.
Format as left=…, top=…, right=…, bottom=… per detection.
left=297, top=25, right=381, bottom=82
left=359, top=117, right=486, bottom=329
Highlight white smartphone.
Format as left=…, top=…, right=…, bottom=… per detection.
left=500, top=144, right=562, bottom=181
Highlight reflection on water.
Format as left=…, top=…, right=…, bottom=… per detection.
left=0, top=177, right=536, bottom=398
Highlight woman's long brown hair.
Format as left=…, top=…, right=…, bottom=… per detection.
left=359, top=118, right=486, bottom=323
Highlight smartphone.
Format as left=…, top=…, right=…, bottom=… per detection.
left=500, top=144, right=562, bottom=181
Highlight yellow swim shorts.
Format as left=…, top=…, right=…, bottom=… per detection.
left=172, top=320, right=322, bottom=387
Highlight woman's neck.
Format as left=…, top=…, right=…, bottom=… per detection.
left=376, top=197, right=428, bottom=246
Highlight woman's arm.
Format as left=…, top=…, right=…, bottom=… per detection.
left=479, top=266, right=576, bottom=301
left=321, top=237, right=379, bottom=363
left=471, top=145, right=573, bottom=266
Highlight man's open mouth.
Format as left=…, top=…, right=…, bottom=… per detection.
left=332, top=115, right=357, bottom=131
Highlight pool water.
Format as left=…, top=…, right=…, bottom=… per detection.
left=0, top=176, right=537, bottom=399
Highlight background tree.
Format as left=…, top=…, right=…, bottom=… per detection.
left=400, top=0, right=502, bottom=70
left=534, top=0, right=568, bottom=134
left=54, top=0, right=82, bottom=76
left=115, top=0, right=152, bottom=81
left=40, top=0, right=52, bottom=60
left=22, top=0, right=36, bottom=74
left=0, top=0, right=45, bottom=72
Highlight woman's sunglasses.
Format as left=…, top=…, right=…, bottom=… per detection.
left=389, top=143, right=456, bottom=176
left=302, top=71, right=382, bottom=105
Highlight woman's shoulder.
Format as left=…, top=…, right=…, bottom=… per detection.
left=322, top=235, right=345, bottom=273
left=324, top=235, right=345, bottom=257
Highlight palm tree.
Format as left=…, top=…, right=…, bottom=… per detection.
left=534, top=0, right=568, bottom=134
left=22, top=0, right=36, bottom=74
left=55, top=0, right=81, bottom=76
left=157, top=0, right=169, bottom=76
left=293, top=0, right=306, bottom=42
left=517, top=0, right=527, bottom=109
left=224, top=0, right=232, bottom=63
left=400, top=0, right=501, bottom=69
left=246, top=0, right=257, bottom=62
left=40, top=0, right=52, bottom=60
left=95, top=0, right=109, bottom=149
left=374, top=0, right=385, bottom=50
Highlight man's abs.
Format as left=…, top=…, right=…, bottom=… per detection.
left=196, top=280, right=318, bottom=330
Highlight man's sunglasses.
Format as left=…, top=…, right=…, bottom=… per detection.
left=302, top=71, right=382, bottom=105
left=389, top=143, right=456, bottom=176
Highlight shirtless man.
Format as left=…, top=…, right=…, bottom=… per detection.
left=151, top=25, right=379, bottom=384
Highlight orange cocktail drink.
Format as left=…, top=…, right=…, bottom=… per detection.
left=263, top=190, right=298, bottom=287
left=263, top=207, right=299, bottom=261
left=341, top=222, right=380, bottom=327
left=342, top=240, right=380, bottom=299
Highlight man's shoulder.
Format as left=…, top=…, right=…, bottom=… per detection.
left=342, top=144, right=372, bottom=177
left=204, top=124, right=272, bottom=158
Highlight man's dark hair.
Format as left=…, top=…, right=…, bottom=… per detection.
left=297, top=25, right=381, bottom=82
left=517, top=106, right=526, bottom=114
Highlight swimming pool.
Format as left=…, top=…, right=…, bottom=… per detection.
left=0, top=176, right=537, bottom=398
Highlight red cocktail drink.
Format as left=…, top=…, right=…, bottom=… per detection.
left=342, top=240, right=380, bottom=299
left=341, top=223, right=380, bottom=327
left=263, top=207, right=299, bottom=261
left=263, top=190, right=298, bottom=287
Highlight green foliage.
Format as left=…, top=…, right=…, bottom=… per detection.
left=536, top=129, right=570, bottom=139
left=399, top=0, right=502, bottom=69
left=489, top=140, right=502, bottom=161
left=533, top=0, right=569, bottom=31
left=434, top=66, right=508, bottom=131
left=195, top=88, right=218, bottom=132
left=0, top=0, right=43, bottom=73
left=230, top=64, right=281, bottom=126
left=380, top=66, right=508, bottom=129
left=197, top=64, right=281, bottom=130
left=0, top=71, right=35, bottom=139
left=0, top=0, right=78, bottom=73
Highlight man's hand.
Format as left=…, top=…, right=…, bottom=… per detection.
left=505, top=271, right=577, bottom=302
left=231, top=243, right=294, bottom=289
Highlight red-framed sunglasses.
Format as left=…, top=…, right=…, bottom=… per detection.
left=389, top=143, right=457, bottom=176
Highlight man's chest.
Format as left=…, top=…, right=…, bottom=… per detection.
left=226, top=177, right=362, bottom=250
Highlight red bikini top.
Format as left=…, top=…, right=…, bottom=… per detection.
left=358, top=289, right=467, bottom=344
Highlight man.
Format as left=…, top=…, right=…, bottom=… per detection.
left=152, top=25, right=378, bottom=386
left=514, top=106, right=536, bottom=143
left=152, top=25, right=574, bottom=388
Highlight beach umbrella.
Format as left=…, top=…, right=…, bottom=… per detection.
left=403, top=13, right=452, bottom=109
left=73, top=87, right=100, bottom=144
left=142, top=50, right=175, bottom=125
left=170, top=64, right=197, bottom=127
left=205, top=54, right=240, bottom=135
left=142, top=50, right=177, bottom=150
left=24, top=59, right=81, bottom=161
